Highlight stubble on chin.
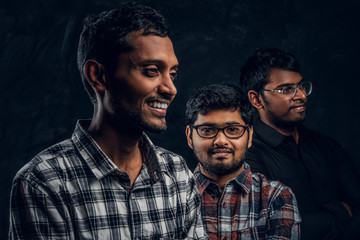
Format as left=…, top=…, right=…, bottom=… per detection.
left=266, top=107, right=306, bottom=130
left=194, top=148, right=246, bottom=178
left=111, top=102, right=167, bottom=133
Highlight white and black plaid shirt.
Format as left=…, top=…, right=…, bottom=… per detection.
left=9, top=120, right=208, bottom=239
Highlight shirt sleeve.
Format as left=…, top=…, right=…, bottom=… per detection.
left=266, top=186, right=301, bottom=240
left=327, top=144, right=360, bottom=239
left=9, top=177, right=72, bottom=240
left=183, top=169, right=209, bottom=240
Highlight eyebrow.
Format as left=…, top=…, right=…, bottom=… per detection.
left=196, top=121, right=242, bottom=126
left=136, top=59, right=179, bottom=70
left=275, top=79, right=304, bottom=88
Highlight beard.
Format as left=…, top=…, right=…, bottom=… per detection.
left=262, top=97, right=306, bottom=130
left=193, top=143, right=248, bottom=178
left=109, top=98, right=167, bottom=134
left=266, top=107, right=305, bottom=130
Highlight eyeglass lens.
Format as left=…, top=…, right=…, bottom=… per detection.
left=286, top=82, right=312, bottom=97
left=196, top=126, right=246, bottom=138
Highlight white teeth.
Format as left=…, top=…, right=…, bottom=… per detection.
left=148, top=102, right=168, bottom=109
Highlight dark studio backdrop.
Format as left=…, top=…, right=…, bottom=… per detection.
left=1, top=0, right=360, bottom=238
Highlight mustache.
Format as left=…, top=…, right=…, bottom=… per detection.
left=208, top=146, right=234, bottom=155
left=290, top=100, right=307, bottom=109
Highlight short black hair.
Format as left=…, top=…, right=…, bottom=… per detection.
left=239, top=48, right=300, bottom=95
left=77, top=2, right=170, bottom=104
left=185, top=83, right=253, bottom=126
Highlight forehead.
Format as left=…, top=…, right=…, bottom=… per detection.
left=266, top=68, right=303, bottom=87
left=125, top=32, right=178, bottom=66
left=194, top=109, right=245, bottom=125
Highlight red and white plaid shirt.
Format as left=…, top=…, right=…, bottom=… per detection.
left=194, top=163, right=301, bottom=240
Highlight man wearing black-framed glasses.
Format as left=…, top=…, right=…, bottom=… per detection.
left=240, top=48, right=360, bottom=240
left=185, top=83, right=300, bottom=239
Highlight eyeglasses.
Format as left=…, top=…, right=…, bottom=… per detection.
left=191, top=124, right=249, bottom=139
left=262, top=81, right=312, bottom=99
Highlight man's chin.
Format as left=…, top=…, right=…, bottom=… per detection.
left=143, top=124, right=167, bottom=133
left=273, top=116, right=305, bottom=129
left=138, top=118, right=167, bottom=133
left=126, top=114, right=167, bottom=133
left=200, top=160, right=243, bottom=177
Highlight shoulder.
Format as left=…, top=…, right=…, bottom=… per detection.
left=247, top=130, right=277, bottom=160
left=13, top=138, right=78, bottom=189
left=300, top=125, right=348, bottom=155
left=300, top=125, right=340, bottom=147
left=251, top=172, right=296, bottom=207
left=154, top=146, right=194, bottom=181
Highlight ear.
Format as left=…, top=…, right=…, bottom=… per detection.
left=83, top=60, right=107, bottom=92
left=185, top=125, right=194, bottom=149
left=248, top=90, right=264, bottom=109
left=247, top=125, right=253, bottom=148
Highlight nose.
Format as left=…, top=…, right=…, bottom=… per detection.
left=158, top=74, right=177, bottom=98
left=213, top=130, right=229, bottom=147
left=292, top=85, right=306, bottom=100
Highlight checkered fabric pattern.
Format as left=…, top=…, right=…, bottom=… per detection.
left=9, top=120, right=208, bottom=240
left=194, top=163, right=300, bottom=240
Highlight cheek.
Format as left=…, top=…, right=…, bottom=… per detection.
left=113, top=74, right=155, bottom=99
left=192, top=138, right=213, bottom=154
left=267, top=98, right=290, bottom=113
left=128, top=73, right=158, bottom=96
left=232, top=140, right=248, bottom=157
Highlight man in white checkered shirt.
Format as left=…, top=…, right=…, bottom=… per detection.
left=9, top=3, right=207, bottom=239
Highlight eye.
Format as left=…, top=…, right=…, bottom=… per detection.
left=198, top=126, right=217, bottom=136
left=225, top=127, right=241, bottom=135
left=282, top=85, right=295, bottom=95
left=298, top=83, right=305, bottom=89
left=170, top=71, right=178, bottom=81
left=143, top=68, right=159, bottom=77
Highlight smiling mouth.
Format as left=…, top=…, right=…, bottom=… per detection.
left=290, top=104, right=306, bottom=111
left=147, top=101, right=169, bottom=110
left=209, top=148, right=233, bottom=158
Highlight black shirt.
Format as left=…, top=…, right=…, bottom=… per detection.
left=246, top=118, right=360, bottom=240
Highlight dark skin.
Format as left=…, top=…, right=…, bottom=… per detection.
left=248, top=69, right=305, bottom=143
left=83, top=32, right=179, bottom=186
left=248, top=68, right=353, bottom=216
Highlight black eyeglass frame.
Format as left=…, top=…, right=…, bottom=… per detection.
left=262, top=81, right=312, bottom=99
left=190, top=124, right=249, bottom=139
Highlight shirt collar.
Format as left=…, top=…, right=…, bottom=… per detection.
left=193, top=165, right=211, bottom=195
left=253, top=117, right=287, bottom=148
left=193, top=162, right=253, bottom=194
left=234, top=163, right=253, bottom=193
left=71, top=120, right=162, bottom=183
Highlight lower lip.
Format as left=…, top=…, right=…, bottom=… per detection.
left=148, top=105, right=167, bottom=116
left=212, top=152, right=231, bottom=158
left=291, top=106, right=305, bottom=112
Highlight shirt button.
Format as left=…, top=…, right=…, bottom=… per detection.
left=222, top=203, right=227, bottom=208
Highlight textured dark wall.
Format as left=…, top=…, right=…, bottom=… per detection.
left=1, top=0, right=360, bottom=238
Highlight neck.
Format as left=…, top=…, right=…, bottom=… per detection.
left=200, top=164, right=244, bottom=189
left=88, top=105, right=144, bottom=185
left=259, top=116, right=300, bottom=143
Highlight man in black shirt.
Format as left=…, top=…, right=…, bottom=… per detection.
left=239, top=48, right=360, bottom=239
